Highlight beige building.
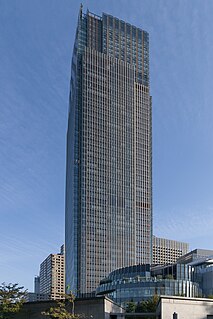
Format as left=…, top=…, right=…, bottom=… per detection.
left=152, top=236, right=189, bottom=265
left=156, top=295, right=213, bottom=319
left=39, top=245, right=65, bottom=300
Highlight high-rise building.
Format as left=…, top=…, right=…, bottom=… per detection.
left=65, top=6, right=152, bottom=295
left=39, top=245, right=65, bottom=300
left=152, top=236, right=189, bottom=265
left=34, top=276, right=40, bottom=294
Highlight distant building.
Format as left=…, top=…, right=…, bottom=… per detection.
left=39, top=245, right=65, bottom=300
left=27, top=245, right=65, bottom=302
left=26, top=292, right=49, bottom=302
left=34, top=276, right=40, bottom=294
left=152, top=235, right=189, bottom=265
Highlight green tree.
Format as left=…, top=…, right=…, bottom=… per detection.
left=42, top=292, right=82, bottom=319
left=136, top=295, right=159, bottom=315
left=0, top=282, right=27, bottom=319
left=126, top=301, right=136, bottom=313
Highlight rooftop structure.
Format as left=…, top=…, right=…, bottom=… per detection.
left=177, top=248, right=213, bottom=264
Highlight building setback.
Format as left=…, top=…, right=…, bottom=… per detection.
left=66, top=6, right=152, bottom=295
left=152, top=235, right=189, bottom=265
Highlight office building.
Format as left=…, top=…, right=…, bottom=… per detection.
left=96, top=263, right=200, bottom=306
left=39, top=245, right=65, bottom=300
left=65, top=6, right=152, bottom=295
left=152, top=235, right=189, bottom=265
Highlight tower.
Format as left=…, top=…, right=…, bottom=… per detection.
left=65, top=7, right=152, bottom=295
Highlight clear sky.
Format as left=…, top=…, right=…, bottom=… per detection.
left=1, top=0, right=213, bottom=291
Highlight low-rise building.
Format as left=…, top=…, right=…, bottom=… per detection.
left=156, top=295, right=213, bottom=319
left=96, top=264, right=199, bottom=307
left=26, top=292, right=49, bottom=302
left=13, top=296, right=125, bottom=319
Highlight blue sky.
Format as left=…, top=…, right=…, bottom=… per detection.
left=1, top=0, right=213, bottom=291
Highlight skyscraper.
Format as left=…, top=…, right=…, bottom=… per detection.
left=65, top=6, right=152, bottom=295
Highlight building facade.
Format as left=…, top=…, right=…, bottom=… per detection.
left=156, top=296, right=213, bottom=319
left=39, top=245, right=65, bottom=300
left=34, top=276, right=40, bottom=294
left=26, top=292, right=50, bottom=303
left=191, top=257, right=213, bottom=297
left=177, top=249, right=213, bottom=298
left=152, top=236, right=189, bottom=265
left=66, top=6, right=152, bottom=295
left=96, top=264, right=200, bottom=306
left=177, top=248, right=213, bottom=264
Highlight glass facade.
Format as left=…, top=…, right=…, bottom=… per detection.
left=190, top=257, right=213, bottom=297
left=96, top=264, right=200, bottom=306
left=65, top=6, right=152, bottom=295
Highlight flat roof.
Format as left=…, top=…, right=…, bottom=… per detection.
left=159, top=295, right=213, bottom=302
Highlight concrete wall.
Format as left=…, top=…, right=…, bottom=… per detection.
left=15, top=300, right=56, bottom=319
left=12, top=297, right=124, bottom=319
left=75, top=297, right=105, bottom=319
left=104, top=297, right=125, bottom=319
left=157, top=296, right=213, bottom=319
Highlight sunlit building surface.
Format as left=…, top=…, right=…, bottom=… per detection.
left=152, top=235, right=189, bottom=265
left=39, top=245, right=65, bottom=300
